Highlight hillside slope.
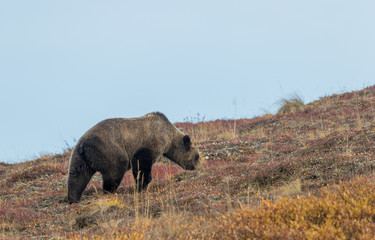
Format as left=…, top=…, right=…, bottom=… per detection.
left=1, top=86, right=375, bottom=239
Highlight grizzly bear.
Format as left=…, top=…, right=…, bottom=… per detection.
left=67, top=112, right=200, bottom=203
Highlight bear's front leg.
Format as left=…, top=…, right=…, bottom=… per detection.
left=132, top=148, right=153, bottom=191
left=132, top=166, right=152, bottom=192
left=102, top=167, right=127, bottom=193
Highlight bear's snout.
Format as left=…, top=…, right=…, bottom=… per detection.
left=185, top=153, right=200, bottom=170
left=195, top=154, right=200, bottom=163
left=186, top=165, right=196, bottom=170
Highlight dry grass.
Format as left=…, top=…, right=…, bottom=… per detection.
left=66, top=175, right=375, bottom=240
left=277, top=94, right=305, bottom=114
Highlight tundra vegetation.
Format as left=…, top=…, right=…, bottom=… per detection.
left=1, top=86, right=375, bottom=239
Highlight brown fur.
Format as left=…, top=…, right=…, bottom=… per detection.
left=67, top=112, right=199, bottom=203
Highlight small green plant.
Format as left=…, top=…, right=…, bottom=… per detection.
left=278, top=94, right=305, bottom=114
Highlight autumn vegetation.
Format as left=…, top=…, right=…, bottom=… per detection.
left=1, top=86, right=375, bottom=239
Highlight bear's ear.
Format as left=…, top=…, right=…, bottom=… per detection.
left=183, top=135, right=191, bottom=151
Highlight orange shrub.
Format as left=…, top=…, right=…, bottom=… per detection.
left=215, top=177, right=375, bottom=240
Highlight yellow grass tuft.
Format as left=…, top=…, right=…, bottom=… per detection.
left=278, top=94, right=305, bottom=114
left=273, top=178, right=302, bottom=197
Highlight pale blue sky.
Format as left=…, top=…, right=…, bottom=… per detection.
left=0, top=1, right=374, bottom=163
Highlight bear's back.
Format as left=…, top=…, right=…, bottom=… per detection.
left=78, top=112, right=176, bottom=152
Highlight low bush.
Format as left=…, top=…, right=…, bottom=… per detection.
left=215, top=176, right=375, bottom=240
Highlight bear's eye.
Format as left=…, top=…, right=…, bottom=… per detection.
left=69, top=169, right=78, bottom=176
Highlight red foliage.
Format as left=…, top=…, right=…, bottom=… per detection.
left=0, top=206, right=47, bottom=224
left=7, top=163, right=67, bottom=184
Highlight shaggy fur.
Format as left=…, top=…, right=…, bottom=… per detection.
left=67, top=112, right=200, bottom=203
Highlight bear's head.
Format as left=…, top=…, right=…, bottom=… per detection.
left=164, top=135, right=200, bottom=170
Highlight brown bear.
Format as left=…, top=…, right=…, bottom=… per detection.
left=67, top=112, right=200, bottom=203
